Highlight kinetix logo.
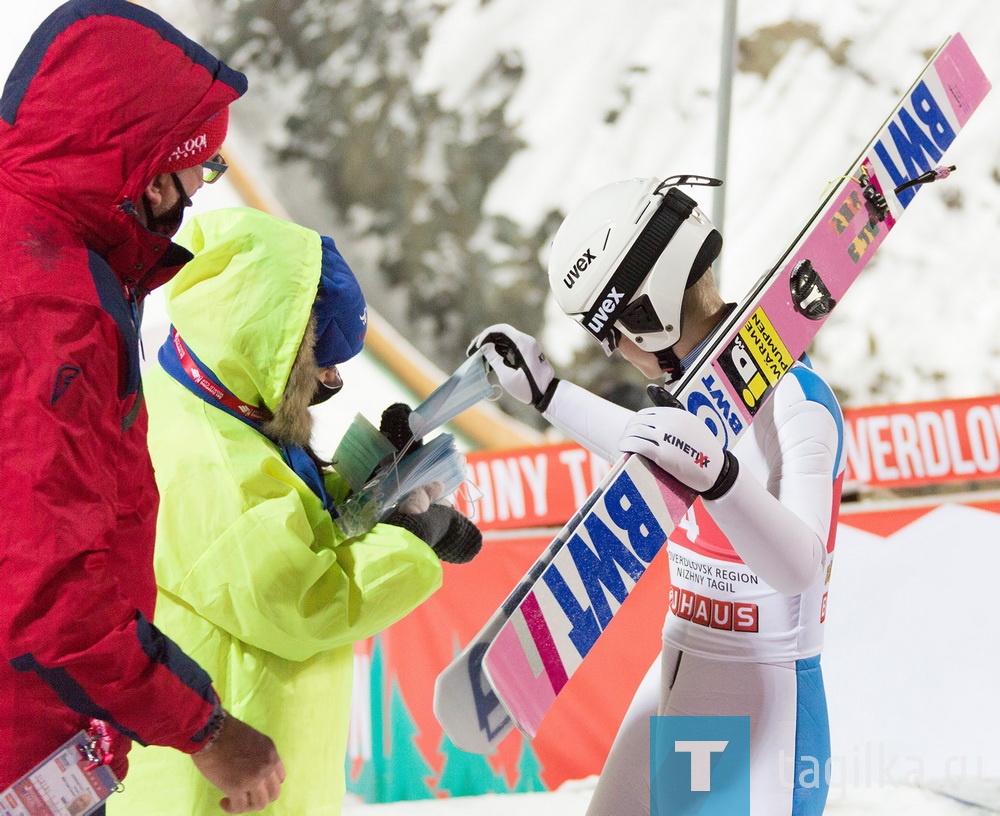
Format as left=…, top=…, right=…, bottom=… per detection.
left=663, top=433, right=710, bottom=468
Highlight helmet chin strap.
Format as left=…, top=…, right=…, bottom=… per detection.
left=654, top=346, right=684, bottom=383
left=653, top=301, right=737, bottom=384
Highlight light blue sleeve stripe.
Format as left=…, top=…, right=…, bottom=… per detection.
left=787, top=362, right=845, bottom=481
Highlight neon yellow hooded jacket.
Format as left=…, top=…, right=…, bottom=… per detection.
left=112, top=208, right=443, bottom=815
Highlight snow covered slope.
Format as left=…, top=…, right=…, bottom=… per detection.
left=12, top=2, right=997, bottom=409
left=409, top=0, right=1000, bottom=406
left=153, top=0, right=1000, bottom=408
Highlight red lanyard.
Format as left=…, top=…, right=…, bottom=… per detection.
left=170, top=329, right=270, bottom=424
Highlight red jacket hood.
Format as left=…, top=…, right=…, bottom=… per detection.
left=0, top=0, right=247, bottom=290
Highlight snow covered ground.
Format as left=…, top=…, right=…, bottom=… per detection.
left=338, top=779, right=999, bottom=815
left=341, top=786, right=1000, bottom=816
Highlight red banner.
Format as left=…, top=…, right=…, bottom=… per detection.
left=454, top=442, right=614, bottom=531
left=843, top=394, right=1000, bottom=490
left=453, top=397, right=1000, bottom=531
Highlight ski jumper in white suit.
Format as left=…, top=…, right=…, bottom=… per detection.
left=541, top=358, right=845, bottom=816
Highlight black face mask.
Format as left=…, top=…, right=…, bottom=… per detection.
left=142, top=173, right=192, bottom=237
left=309, top=379, right=343, bottom=406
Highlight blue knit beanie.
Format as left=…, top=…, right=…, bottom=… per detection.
left=313, top=236, right=367, bottom=367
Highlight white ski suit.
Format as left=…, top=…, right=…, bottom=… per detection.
left=541, top=360, right=844, bottom=816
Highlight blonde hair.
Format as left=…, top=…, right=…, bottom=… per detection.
left=682, top=267, right=725, bottom=322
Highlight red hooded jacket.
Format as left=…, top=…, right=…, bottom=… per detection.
left=0, top=0, right=247, bottom=785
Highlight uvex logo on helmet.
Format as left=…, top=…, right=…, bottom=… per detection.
left=585, top=287, right=625, bottom=334
left=563, top=248, right=598, bottom=289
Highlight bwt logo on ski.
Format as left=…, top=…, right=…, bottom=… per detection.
left=717, top=307, right=792, bottom=416
left=563, top=248, right=597, bottom=289
left=541, top=470, right=667, bottom=659
left=873, top=79, right=956, bottom=209
left=468, top=643, right=511, bottom=741
left=686, top=375, right=744, bottom=450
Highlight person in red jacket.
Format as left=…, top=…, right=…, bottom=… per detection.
left=0, top=2, right=284, bottom=812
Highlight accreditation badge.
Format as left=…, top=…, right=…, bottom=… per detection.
left=1, top=731, right=119, bottom=816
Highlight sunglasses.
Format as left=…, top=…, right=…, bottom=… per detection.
left=201, top=153, right=228, bottom=184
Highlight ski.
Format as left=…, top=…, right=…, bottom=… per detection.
left=435, top=32, right=990, bottom=751
left=432, top=454, right=691, bottom=753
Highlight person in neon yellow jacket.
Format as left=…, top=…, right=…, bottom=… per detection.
left=112, top=207, right=481, bottom=815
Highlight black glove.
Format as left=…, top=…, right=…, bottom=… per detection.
left=386, top=504, right=483, bottom=564
left=380, top=402, right=421, bottom=453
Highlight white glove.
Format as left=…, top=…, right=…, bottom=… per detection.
left=467, top=323, right=558, bottom=410
left=618, top=407, right=739, bottom=498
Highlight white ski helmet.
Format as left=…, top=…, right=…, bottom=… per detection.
left=547, top=175, right=723, bottom=360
